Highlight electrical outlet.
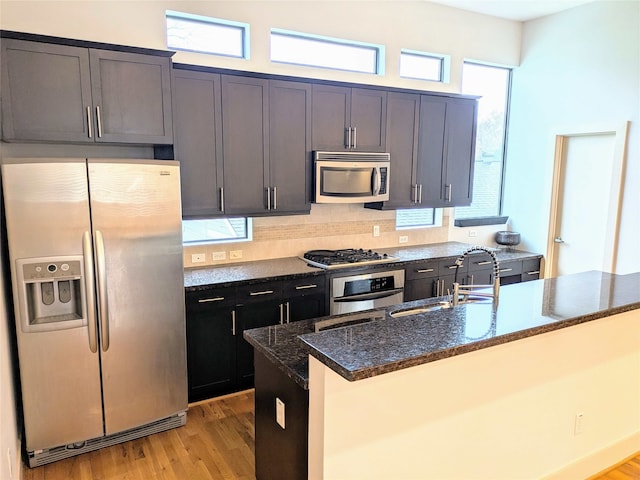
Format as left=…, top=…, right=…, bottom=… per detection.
left=399, top=235, right=409, bottom=244
left=211, top=251, right=226, bottom=261
left=230, top=250, right=243, bottom=260
left=469, top=230, right=478, bottom=237
left=574, top=413, right=585, bottom=435
left=373, top=225, right=380, bottom=237
left=276, top=397, right=286, bottom=429
left=191, top=253, right=206, bottom=263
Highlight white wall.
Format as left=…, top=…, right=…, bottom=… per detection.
left=505, top=1, right=640, bottom=274
left=308, top=310, right=640, bottom=479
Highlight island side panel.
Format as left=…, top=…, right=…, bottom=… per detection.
left=307, top=310, right=640, bottom=480
left=254, top=351, right=309, bottom=480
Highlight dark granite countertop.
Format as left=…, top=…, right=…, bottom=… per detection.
left=184, top=241, right=542, bottom=290
left=243, top=271, right=640, bottom=389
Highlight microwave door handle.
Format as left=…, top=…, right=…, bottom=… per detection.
left=372, top=167, right=381, bottom=196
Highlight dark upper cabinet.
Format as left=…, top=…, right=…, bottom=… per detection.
left=172, top=69, right=223, bottom=217
left=311, top=84, right=387, bottom=152
left=221, top=75, right=269, bottom=215
left=417, top=96, right=477, bottom=207
left=1, top=39, right=173, bottom=144
left=365, top=92, right=420, bottom=210
left=269, top=80, right=312, bottom=214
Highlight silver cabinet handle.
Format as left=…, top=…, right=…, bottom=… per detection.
left=554, top=237, right=565, bottom=244
left=476, top=261, right=492, bottom=266
left=417, top=268, right=434, bottom=273
left=346, top=127, right=351, bottom=149
left=500, top=268, right=513, bottom=273
left=279, top=303, right=284, bottom=324
left=231, top=310, right=236, bottom=335
left=266, top=187, right=271, bottom=210
left=412, top=184, right=417, bottom=203
left=525, top=270, right=540, bottom=275
left=250, top=290, right=274, bottom=296
left=418, top=184, right=423, bottom=204
left=198, top=297, right=225, bottom=303
left=95, top=106, right=103, bottom=138
left=353, top=127, right=357, bottom=149
left=86, top=106, right=93, bottom=139
left=295, top=284, right=317, bottom=290
left=447, top=183, right=452, bottom=202
left=95, top=230, right=109, bottom=352
left=286, top=301, right=290, bottom=323
left=220, top=187, right=225, bottom=212
left=273, top=186, right=277, bottom=210
left=82, top=231, right=98, bottom=353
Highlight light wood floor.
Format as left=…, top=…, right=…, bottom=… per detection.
left=23, top=389, right=639, bottom=480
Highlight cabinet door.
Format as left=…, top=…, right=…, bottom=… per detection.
left=269, top=80, right=312, bottom=213
left=311, top=84, right=350, bottom=151
left=350, top=88, right=387, bottom=152
left=284, top=278, right=327, bottom=322
left=404, top=278, right=438, bottom=302
left=235, top=283, right=283, bottom=387
left=443, top=98, right=476, bottom=206
left=1, top=39, right=93, bottom=143
left=367, top=92, right=420, bottom=209
left=521, top=258, right=541, bottom=282
left=173, top=70, right=223, bottom=216
left=417, top=96, right=447, bottom=206
left=221, top=75, right=269, bottom=215
left=185, top=290, right=236, bottom=402
left=89, top=50, right=173, bottom=144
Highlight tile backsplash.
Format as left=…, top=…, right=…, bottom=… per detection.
left=183, top=204, right=454, bottom=268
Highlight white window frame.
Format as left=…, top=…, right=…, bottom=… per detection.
left=270, top=28, right=385, bottom=75
left=166, top=10, right=250, bottom=59
left=400, top=49, right=450, bottom=83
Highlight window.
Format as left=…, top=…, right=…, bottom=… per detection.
left=270, top=29, right=384, bottom=75
left=182, top=218, right=252, bottom=245
left=396, top=208, right=443, bottom=229
left=166, top=10, right=249, bottom=58
left=455, top=62, right=512, bottom=220
left=400, top=50, right=449, bottom=82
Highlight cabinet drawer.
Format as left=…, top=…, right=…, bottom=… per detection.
left=498, top=261, right=523, bottom=277
left=521, top=259, right=541, bottom=281
left=405, top=261, right=439, bottom=280
left=236, top=281, right=283, bottom=305
left=283, top=279, right=325, bottom=298
left=467, top=253, right=495, bottom=272
left=186, top=287, right=236, bottom=310
left=439, top=257, right=467, bottom=275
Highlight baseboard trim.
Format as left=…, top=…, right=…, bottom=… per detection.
left=542, top=432, right=640, bottom=480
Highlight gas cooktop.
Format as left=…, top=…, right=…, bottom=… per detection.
left=301, top=248, right=398, bottom=269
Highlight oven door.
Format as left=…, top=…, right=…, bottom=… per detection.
left=330, top=269, right=404, bottom=315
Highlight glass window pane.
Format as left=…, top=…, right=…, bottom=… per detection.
left=400, top=52, right=442, bottom=81
left=396, top=209, right=435, bottom=229
left=271, top=31, right=381, bottom=74
left=166, top=11, right=248, bottom=58
left=456, top=62, right=511, bottom=219
left=182, top=218, right=251, bottom=244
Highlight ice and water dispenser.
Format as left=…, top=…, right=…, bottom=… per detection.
left=16, top=256, right=87, bottom=332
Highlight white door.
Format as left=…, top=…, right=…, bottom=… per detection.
left=546, top=123, right=629, bottom=277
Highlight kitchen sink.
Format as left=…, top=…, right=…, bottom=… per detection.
left=389, top=296, right=492, bottom=318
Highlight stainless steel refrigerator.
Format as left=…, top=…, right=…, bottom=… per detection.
left=1, top=158, right=187, bottom=467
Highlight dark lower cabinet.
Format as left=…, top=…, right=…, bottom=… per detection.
left=254, top=352, right=308, bottom=480
left=186, top=276, right=327, bottom=402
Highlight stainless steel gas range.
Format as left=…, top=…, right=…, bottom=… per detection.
left=300, top=249, right=404, bottom=315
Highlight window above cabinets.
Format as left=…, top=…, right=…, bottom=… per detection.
left=182, top=218, right=252, bottom=245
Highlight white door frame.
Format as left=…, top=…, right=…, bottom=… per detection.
left=545, top=121, right=630, bottom=278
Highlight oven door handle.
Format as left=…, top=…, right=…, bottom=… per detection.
left=334, top=288, right=404, bottom=303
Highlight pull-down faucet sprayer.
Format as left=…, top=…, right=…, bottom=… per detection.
left=452, top=246, right=500, bottom=307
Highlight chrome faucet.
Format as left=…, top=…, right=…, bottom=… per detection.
left=451, top=246, right=500, bottom=307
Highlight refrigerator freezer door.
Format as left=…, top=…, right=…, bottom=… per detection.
left=87, top=159, right=187, bottom=434
left=1, top=159, right=104, bottom=451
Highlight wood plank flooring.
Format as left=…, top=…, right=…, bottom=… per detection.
left=22, top=389, right=639, bottom=479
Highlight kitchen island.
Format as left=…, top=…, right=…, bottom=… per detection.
left=244, top=271, right=640, bottom=480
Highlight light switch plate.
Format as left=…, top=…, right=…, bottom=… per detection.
left=276, top=397, right=285, bottom=429
left=212, top=251, right=226, bottom=261
left=191, top=253, right=206, bottom=263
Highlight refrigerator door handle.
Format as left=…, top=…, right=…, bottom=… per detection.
left=83, top=231, right=98, bottom=353
left=95, top=230, right=110, bottom=351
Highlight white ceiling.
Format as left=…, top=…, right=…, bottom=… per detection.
left=427, top=0, right=596, bottom=21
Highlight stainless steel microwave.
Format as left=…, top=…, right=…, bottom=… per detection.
left=314, top=151, right=391, bottom=203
